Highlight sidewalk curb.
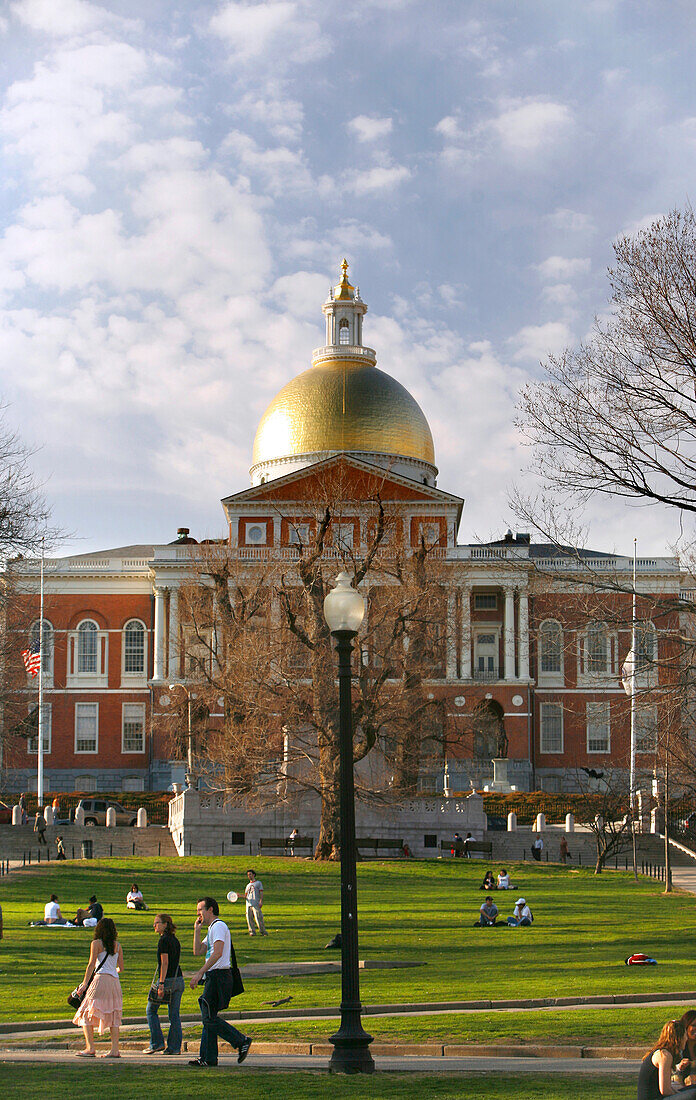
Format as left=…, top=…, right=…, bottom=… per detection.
left=4, top=990, right=696, bottom=1037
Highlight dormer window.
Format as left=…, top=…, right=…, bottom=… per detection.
left=339, top=318, right=350, bottom=344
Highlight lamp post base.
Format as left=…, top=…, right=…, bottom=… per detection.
left=329, top=1017, right=375, bottom=1075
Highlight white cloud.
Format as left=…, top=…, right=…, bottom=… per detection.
left=230, top=87, right=304, bottom=143
left=210, top=1, right=331, bottom=67
left=535, top=256, right=591, bottom=282
left=221, top=129, right=331, bottom=197
left=511, top=321, right=573, bottom=362
left=546, top=208, right=596, bottom=234
left=346, top=164, right=410, bottom=195
left=541, top=283, right=577, bottom=307
left=11, top=0, right=134, bottom=36
left=435, top=115, right=461, bottom=141
left=491, top=98, right=573, bottom=155
left=347, top=115, right=393, bottom=143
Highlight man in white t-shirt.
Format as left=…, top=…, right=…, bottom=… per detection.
left=30, top=894, right=71, bottom=926
left=189, top=896, right=252, bottom=1068
left=244, top=870, right=267, bottom=937
left=532, top=835, right=543, bottom=862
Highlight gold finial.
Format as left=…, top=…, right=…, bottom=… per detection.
left=334, top=257, right=354, bottom=300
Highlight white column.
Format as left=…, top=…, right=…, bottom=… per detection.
left=460, top=584, right=471, bottom=679
left=153, top=586, right=166, bottom=681
left=446, top=588, right=457, bottom=679
left=168, top=586, right=179, bottom=681
left=504, top=587, right=516, bottom=681
left=518, top=590, right=530, bottom=680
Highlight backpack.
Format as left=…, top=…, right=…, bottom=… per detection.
left=625, top=953, right=657, bottom=965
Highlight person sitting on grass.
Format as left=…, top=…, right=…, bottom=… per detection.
left=476, top=896, right=499, bottom=927
left=638, top=1018, right=696, bottom=1099
left=75, top=895, right=104, bottom=928
left=676, top=1010, right=696, bottom=1088
left=479, top=869, right=495, bottom=891
left=126, top=883, right=148, bottom=911
left=29, top=894, right=73, bottom=926
left=507, top=897, right=533, bottom=926
left=496, top=868, right=512, bottom=889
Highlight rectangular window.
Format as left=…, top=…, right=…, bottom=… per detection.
left=122, top=703, right=145, bottom=753
left=231, top=831, right=245, bottom=846
left=335, top=523, right=354, bottom=549
left=586, top=625, right=608, bottom=673
left=540, top=702, right=563, bottom=754
left=586, top=701, right=610, bottom=753
left=423, top=834, right=437, bottom=848
left=635, top=706, right=658, bottom=753
left=75, top=702, right=98, bottom=753
left=27, top=703, right=52, bottom=755
left=474, top=593, right=497, bottom=610
left=288, top=522, right=310, bottom=546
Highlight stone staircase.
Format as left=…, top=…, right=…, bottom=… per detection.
left=0, top=824, right=177, bottom=863
left=482, top=827, right=696, bottom=869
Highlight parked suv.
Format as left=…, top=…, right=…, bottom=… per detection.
left=76, top=798, right=137, bottom=827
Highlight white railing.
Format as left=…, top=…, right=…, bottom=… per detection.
left=15, top=557, right=153, bottom=574
left=311, top=345, right=376, bottom=362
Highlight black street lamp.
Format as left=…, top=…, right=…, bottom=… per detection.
left=323, top=571, right=375, bottom=1075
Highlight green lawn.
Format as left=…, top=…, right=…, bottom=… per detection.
left=0, top=1065, right=636, bottom=1100
left=0, top=856, right=693, bottom=1031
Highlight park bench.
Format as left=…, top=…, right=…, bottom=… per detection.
left=440, top=839, right=493, bottom=859
left=356, top=837, right=405, bottom=858
left=258, top=836, right=314, bottom=855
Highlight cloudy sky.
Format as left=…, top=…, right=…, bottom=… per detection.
left=1, top=0, right=695, bottom=556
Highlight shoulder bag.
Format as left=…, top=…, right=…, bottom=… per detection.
left=68, top=951, right=108, bottom=1009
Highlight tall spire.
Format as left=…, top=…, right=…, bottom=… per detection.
left=322, top=259, right=367, bottom=347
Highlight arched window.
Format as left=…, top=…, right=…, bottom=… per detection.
left=123, top=620, right=146, bottom=675
left=339, top=318, right=350, bottom=344
left=636, top=621, right=656, bottom=671
left=539, top=620, right=562, bottom=674
left=77, top=620, right=98, bottom=673
left=29, top=619, right=54, bottom=677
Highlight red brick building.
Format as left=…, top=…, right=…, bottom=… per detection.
left=5, top=265, right=683, bottom=794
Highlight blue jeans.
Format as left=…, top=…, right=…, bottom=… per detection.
left=199, top=970, right=245, bottom=1065
left=146, top=977, right=184, bottom=1053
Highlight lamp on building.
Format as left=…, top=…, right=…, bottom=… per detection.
left=322, top=571, right=374, bottom=1075
left=168, top=682, right=196, bottom=788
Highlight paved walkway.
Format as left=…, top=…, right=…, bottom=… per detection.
left=0, top=1049, right=640, bottom=1076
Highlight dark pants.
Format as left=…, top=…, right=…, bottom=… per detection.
left=199, top=969, right=245, bottom=1065
left=532, top=848, right=541, bottom=861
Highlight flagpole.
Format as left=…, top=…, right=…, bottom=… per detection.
left=630, top=538, right=637, bottom=880
left=37, top=537, right=45, bottom=806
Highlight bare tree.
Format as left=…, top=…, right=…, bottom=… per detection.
left=169, top=463, right=452, bottom=859
left=518, top=205, right=696, bottom=526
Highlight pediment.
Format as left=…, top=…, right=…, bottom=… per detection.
left=221, top=455, right=464, bottom=509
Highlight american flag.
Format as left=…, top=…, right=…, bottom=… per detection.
left=22, top=640, right=41, bottom=677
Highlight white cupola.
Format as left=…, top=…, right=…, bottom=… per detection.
left=322, top=258, right=368, bottom=348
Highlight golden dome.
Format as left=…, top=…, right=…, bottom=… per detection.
left=252, top=353, right=435, bottom=468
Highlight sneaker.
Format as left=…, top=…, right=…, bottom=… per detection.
left=188, top=1058, right=215, bottom=1067
left=162, top=1049, right=180, bottom=1055
left=143, top=1045, right=165, bottom=1054
left=237, top=1038, right=252, bottom=1064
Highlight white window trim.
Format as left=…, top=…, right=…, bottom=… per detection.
left=586, top=700, right=611, bottom=754
left=121, top=702, right=146, bottom=754
left=245, top=521, right=267, bottom=546
left=472, top=624, right=501, bottom=679
left=122, top=619, right=147, bottom=683
left=577, top=624, right=618, bottom=686
left=635, top=704, right=658, bottom=754
left=539, top=701, right=563, bottom=754
left=27, top=702, right=52, bottom=755
left=538, top=619, right=564, bottom=687
left=67, top=621, right=108, bottom=688
left=75, top=701, right=99, bottom=754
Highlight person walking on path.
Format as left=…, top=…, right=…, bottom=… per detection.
left=72, top=917, right=123, bottom=1058
left=144, top=913, right=185, bottom=1055
left=244, top=870, right=267, bottom=937
left=55, top=835, right=66, bottom=860
left=559, top=835, right=569, bottom=864
left=531, top=834, right=543, bottom=862
left=189, top=896, right=251, bottom=1068
left=33, top=811, right=47, bottom=846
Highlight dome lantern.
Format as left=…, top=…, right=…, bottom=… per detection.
left=322, top=258, right=368, bottom=348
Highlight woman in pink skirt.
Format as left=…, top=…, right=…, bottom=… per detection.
left=73, top=917, right=124, bottom=1057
